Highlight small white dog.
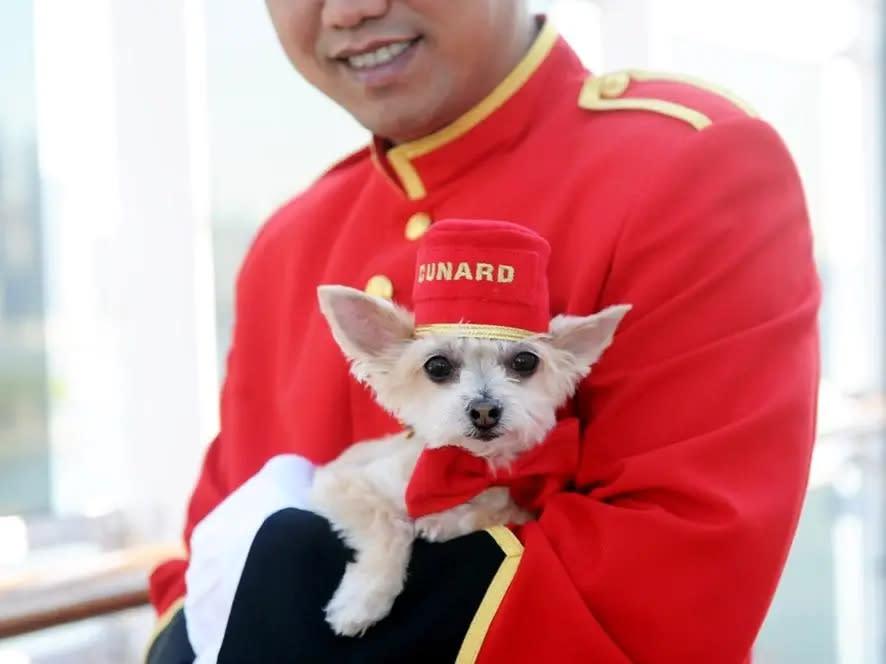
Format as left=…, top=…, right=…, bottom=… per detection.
left=309, top=284, right=629, bottom=637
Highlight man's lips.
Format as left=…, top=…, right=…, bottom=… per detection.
left=334, top=37, right=423, bottom=86
left=331, top=36, right=421, bottom=61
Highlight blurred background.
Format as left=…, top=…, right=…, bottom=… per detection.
left=0, top=0, right=883, bottom=661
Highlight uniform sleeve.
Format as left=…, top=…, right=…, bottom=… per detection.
left=477, top=117, right=821, bottom=663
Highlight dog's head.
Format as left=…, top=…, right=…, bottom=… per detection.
left=317, top=285, right=629, bottom=465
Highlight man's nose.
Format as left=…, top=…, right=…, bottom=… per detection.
left=322, top=0, right=389, bottom=30
left=467, top=398, right=503, bottom=430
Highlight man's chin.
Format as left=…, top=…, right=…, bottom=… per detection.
left=350, top=95, right=452, bottom=144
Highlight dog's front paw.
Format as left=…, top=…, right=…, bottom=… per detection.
left=415, top=511, right=470, bottom=543
left=324, top=561, right=401, bottom=637
left=325, top=592, right=381, bottom=638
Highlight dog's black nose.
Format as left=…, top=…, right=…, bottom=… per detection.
left=467, top=398, right=503, bottom=430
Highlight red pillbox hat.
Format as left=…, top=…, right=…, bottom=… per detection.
left=412, top=219, right=551, bottom=340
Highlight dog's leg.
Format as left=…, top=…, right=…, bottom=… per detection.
left=310, top=464, right=415, bottom=637
left=323, top=518, right=413, bottom=637
left=415, top=487, right=534, bottom=543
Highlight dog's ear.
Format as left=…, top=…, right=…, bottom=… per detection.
left=547, top=305, right=631, bottom=369
left=317, top=285, right=414, bottom=366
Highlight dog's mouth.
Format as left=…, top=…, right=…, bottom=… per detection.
left=466, top=429, right=502, bottom=442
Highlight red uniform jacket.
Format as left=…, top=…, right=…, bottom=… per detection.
left=149, top=20, right=820, bottom=664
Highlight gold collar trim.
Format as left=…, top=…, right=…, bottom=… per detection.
left=386, top=20, right=559, bottom=200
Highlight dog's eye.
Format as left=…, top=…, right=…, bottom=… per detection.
left=511, top=351, right=539, bottom=376
left=424, top=355, right=454, bottom=382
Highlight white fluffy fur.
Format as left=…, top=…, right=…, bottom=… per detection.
left=310, top=285, right=629, bottom=636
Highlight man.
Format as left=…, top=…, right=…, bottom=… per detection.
left=146, top=1, right=821, bottom=662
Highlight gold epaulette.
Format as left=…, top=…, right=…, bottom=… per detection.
left=579, top=69, right=757, bottom=131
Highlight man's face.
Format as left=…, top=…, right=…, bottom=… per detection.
left=265, top=0, right=534, bottom=143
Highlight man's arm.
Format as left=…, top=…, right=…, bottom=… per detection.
left=472, top=116, right=821, bottom=663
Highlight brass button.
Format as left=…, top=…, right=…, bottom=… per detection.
left=364, top=275, right=394, bottom=299
left=599, top=72, right=631, bottom=99
left=405, top=212, right=432, bottom=240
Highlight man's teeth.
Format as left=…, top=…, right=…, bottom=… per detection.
left=347, top=41, right=412, bottom=69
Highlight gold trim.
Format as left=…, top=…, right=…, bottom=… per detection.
left=405, top=212, right=432, bottom=240
left=455, top=527, right=524, bottom=664
left=414, top=323, right=539, bottom=341
left=627, top=69, right=758, bottom=117
left=142, top=597, right=185, bottom=663
left=579, top=69, right=757, bottom=131
left=365, top=274, right=394, bottom=299
left=580, top=73, right=711, bottom=130
left=387, top=21, right=560, bottom=200
left=598, top=71, right=630, bottom=98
